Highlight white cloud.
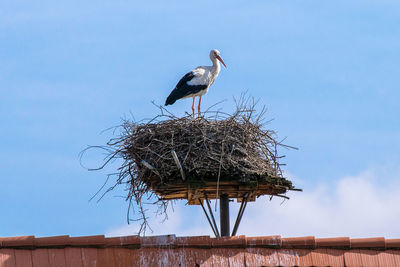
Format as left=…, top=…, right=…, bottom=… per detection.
left=106, top=168, right=400, bottom=238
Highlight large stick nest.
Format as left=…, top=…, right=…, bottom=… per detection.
left=130, top=112, right=281, bottom=185
left=86, top=98, right=297, bottom=234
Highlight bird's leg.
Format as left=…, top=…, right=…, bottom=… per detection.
left=192, top=97, right=195, bottom=119
left=198, top=96, right=202, bottom=117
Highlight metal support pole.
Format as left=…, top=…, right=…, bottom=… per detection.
left=199, top=200, right=218, bottom=237
left=220, top=194, right=230, bottom=237
left=205, top=195, right=220, bottom=237
left=231, top=195, right=248, bottom=236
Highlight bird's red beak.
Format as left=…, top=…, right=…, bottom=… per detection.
left=216, top=55, right=227, bottom=68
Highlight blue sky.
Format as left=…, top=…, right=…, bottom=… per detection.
left=1, top=1, right=400, bottom=238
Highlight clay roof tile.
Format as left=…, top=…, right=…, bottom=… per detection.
left=69, top=235, right=105, bottom=246
left=211, top=235, right=246, bottom=247
left=246, top=235, right=281, bottom=247
left=174, top=235, right=211, bottom=247
left=105, top=235, right=141, bottom=246
left=0, top=235, right=35, bottom=247
left=140, top=234, right=176, bottom=248
left=282, top=236, right=316, bottom=248
left=386, top=239, right=400, bottom=248
left=351, top=237, right=386, bottom=249
left=35, top=235, right=70, bottom=247
left=316, top=237, right=350, bottom=248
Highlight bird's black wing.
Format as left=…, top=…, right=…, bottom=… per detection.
left=165, top=72, right=207, bottom=105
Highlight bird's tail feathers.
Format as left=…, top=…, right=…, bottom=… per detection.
left=165, top=94, right=176, bottom=106
left=165, top=87, right=180, bottom=106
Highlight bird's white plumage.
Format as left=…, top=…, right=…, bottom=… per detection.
left=187, top=66, right=215, bottom=86
left=165, top=49, right=226, bottom=117
left=183, top=51, right=224, bottom=98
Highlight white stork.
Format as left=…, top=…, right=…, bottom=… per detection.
left=165, top=49, right=227, bottom=118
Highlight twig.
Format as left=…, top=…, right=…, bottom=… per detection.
left=171, top=150, right=186, bottom=181
left=141, top=160, right=161, bottom=177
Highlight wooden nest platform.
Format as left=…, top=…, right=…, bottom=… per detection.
left=155, top=177, right=296, bottom=205
left=87, top=99, right=300, bottom=233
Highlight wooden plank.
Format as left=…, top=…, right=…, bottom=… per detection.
left=187, top=198, right=203, bottom=205
left=152, top=179, right=291, bottom=202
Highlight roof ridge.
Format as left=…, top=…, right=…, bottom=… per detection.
left=0, top=234, right=399, bottom=250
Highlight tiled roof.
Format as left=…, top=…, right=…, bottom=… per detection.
left=0, top=234, right=399, bottom=266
